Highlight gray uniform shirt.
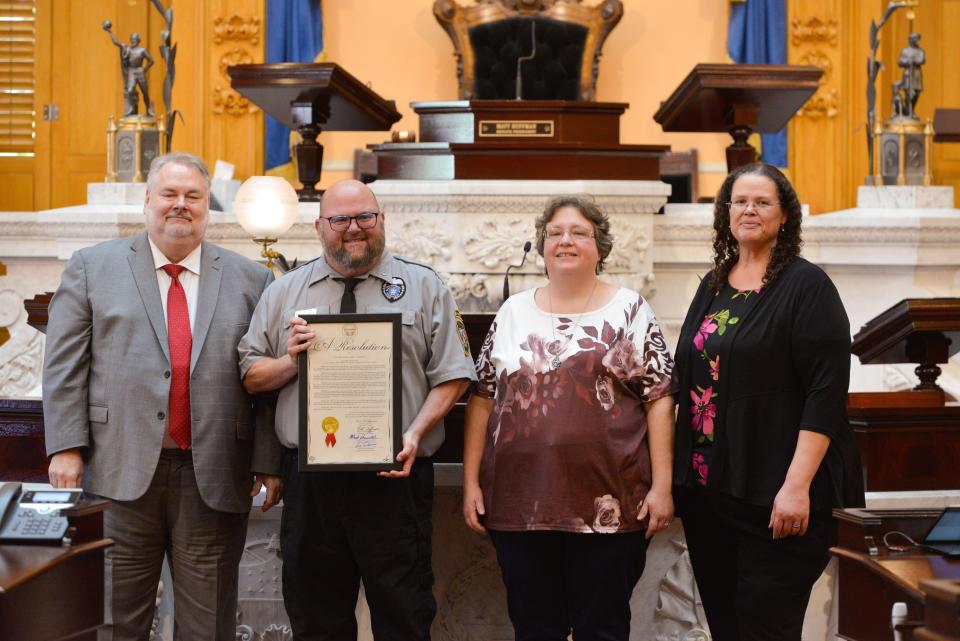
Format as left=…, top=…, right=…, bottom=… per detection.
left=238, top=251, right=477, bottom=456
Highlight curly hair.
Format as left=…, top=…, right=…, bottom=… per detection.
left=535, top=195, right=614, bottom=276
left=710, top=163, right=803, bottom=293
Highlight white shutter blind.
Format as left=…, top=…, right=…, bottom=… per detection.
left=0, top=1, right=36, bottom=155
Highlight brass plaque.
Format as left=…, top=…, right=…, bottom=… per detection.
left=478, top=120, right=554, bottom=138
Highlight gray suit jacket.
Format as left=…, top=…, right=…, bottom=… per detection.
left=43, top=232, right=284, bottom=513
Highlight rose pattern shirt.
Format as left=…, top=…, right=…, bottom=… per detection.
left=474, top=287, right=676, bottom=533
left=689, top=285, right=761, bottom=486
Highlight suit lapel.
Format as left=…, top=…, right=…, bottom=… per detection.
left=128, top=233, right=170, bottom=363
left=191, top=241, right=222, bottom=373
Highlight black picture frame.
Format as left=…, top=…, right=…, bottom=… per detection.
left=298, top=313, right=403, bottom=472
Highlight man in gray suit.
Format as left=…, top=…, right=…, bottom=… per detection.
left=44, top=152, right=283, bottom=641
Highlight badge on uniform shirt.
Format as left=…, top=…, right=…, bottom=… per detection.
left=381, top=277, right=406, bottom=302
left=454, top=309, right=471, bottom=357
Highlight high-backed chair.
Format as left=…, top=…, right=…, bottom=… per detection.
left=433, top=0, right=624, bottom=101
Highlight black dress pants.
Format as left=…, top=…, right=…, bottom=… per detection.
left=676, top=487, right=835, bottom=641
left=488, top=529, right=649, bottom=641
left=279, top=450, right=436, bottom=641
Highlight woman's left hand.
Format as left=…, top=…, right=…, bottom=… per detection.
left=769, top=483, right=810, bottom=539
left=638, top=487, right=674, bottom=540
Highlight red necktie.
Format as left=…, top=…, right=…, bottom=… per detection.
left=162, top=264, right=192, bottom=450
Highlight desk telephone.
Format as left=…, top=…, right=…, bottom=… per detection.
left=0, top=482, right=80, bottom=544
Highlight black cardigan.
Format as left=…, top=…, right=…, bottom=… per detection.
left=673, top=258, right=865, bottom=513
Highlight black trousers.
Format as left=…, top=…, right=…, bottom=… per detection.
left=488, top=529, right=649, bottom=641
left=676, top=488, right=835, bottom=641
left=279, top=450, right=436, bottom=641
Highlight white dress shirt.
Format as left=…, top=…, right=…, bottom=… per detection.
left=148, top=237, right=201, bottom=331
left=148, top=237, right=201, bottom=449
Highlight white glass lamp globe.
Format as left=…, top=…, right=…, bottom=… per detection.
left=233, top=175, right=299, bottom=239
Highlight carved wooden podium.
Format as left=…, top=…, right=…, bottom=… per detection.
left=653, top=64, right=822, bottom=172
left=228, top=63, right=402, bottom=200
left=848, top=298, right=960, bottom=491
left=371, top=100, right=668, bottom=180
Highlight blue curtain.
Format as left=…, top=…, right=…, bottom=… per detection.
left=728, top=0, right=787, bottom=167
left=265, top=0, right=324, bottom=171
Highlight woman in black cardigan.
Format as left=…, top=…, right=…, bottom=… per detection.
left=673, top=163, right=864, bottom=641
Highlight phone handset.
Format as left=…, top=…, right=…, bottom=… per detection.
left=0, top=482, right=23, bottom=529
left=0, top=482, right=70, bottom=544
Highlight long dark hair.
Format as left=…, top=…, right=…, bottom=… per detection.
left=711, top=163, right=803, bottom=293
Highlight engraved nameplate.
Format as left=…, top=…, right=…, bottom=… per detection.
left=478, top=120, right=554, bottom=138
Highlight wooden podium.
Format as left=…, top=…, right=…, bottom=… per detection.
left=370, top=100, right=669, bottom=180
left=654, top=64, right=822, bottom=172
left=848, top=298, right=960, bottom=491
left=228, top=63, right=402, bottom=200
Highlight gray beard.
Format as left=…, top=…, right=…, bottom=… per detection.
left=327, top=238, right=383, bottom=272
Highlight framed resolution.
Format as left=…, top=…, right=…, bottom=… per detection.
left=298, top=313, right=403, bottom=472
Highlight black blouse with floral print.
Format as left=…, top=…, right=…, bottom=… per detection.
left=687, top=285, right=763, bottom=487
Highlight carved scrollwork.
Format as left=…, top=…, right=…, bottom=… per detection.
left=0, top=329, right=42, bottom=399
left=797, top=49, right=833, bottom=84
left=219, top=48, right=254, bottom=77
left=212, top=15, right=261, bottom=45
left=212, top=86, right=256, bottom=116
left=444, top=273, right=491, bottom=304
left=259, top=624, right=293, bottom=641
left=235, top=624, right=255, bottom=641
left=606, top=219, right=650, bottom=270
left=463, top=218, right=535, bottom=269
left=386, top=218, right=452, bottom=265
left=796, top=88, right=839, bottom=119
left=791, top=17, right=838, bottom=47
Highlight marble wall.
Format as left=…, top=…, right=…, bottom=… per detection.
left=2, top=180, right=959, bottom=640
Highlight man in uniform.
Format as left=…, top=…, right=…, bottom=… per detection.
left=44, top=152, right=283, bottom=640
left=239, top=179, right=476, bottom=641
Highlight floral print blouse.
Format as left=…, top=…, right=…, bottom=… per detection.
left=689, top=285, right=762, bottom=487
left=474, top=287, right=676, bottom=533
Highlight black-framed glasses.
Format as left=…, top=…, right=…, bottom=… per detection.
left=320, top=212, right=380, bottom=232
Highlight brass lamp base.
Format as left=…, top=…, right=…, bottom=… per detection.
left=253, top=237, right=280, bottom=269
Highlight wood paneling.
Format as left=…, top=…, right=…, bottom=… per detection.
left=789, top=0, right=960, bottom=213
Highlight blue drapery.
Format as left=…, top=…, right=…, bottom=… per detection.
left=728, top=0, right=787, bottom=167
left=264, top=0, right=324, bottom=170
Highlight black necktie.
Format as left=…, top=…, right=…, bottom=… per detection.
left=333, top=277, right=362, bottom=313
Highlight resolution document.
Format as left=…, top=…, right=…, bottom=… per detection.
left=300, top=316, right=400, bottom=469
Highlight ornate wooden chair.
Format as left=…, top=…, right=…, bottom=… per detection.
left=433, top=0, right=623, bottom=101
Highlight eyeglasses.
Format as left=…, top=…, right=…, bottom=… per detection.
left=320, top=211, right=380, bottom=232
left=545, top=227, right=595, bottom=243
left=726, top=199, right=780, bottom=213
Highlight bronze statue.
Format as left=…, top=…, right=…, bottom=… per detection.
left=150, top=0, right=178, bottom=137
left=866, top=2, right=911, bottom=179
left=892, top=32, right=924, bottom=119
left=102, top=20, right=155, bottom=117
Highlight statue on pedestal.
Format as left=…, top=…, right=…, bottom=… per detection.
left=102, top=21, right=155, bottom=118
left=892, top=32, right=924, bottom=120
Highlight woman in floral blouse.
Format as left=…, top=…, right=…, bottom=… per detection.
left=463, top=195, right=677, bottom=641
left=673, top=163, right=864, bottom=641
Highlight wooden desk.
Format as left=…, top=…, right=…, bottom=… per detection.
left=0, top=540, right=112, bottom=641
left=833, top=508, right=960, bottom=641
left=0, top=499, right=111, bottom=641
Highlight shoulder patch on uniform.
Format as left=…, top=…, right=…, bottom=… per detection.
left=454, top=309, right=471, bottom=357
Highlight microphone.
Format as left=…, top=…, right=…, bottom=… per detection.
left=891, top=602, right=907, bottom=641
left=514, top=22, right=537, bottom=100
left=503, top=240, right=533, bottom=302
